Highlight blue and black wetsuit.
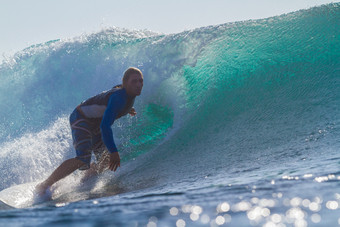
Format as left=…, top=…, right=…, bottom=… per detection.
left=69, top=85, right=135, bottom=169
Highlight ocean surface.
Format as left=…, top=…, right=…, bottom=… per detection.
left=0, top=3, right=339, bottom=226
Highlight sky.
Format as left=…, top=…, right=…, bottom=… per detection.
left=0, top=0, right=337, bottom=62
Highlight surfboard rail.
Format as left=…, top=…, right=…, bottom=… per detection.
left=0, top=199, right=15, bottom=210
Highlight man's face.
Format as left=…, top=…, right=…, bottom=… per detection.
left=125, top=73, right=143, bottom=97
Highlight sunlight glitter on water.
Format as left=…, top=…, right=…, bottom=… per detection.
left=160, top=190, right=340, bottom=227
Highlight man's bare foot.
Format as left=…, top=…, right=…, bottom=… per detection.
left=35, top=181, right=50, bottom=196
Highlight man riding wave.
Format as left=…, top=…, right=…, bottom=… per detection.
left=36, top=67, right=144, bottom=195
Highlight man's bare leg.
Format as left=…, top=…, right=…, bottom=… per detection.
left=79, top=151, right=112, bottom=183
left=36, top=158, right=85, bottom=195
left=80, top=163, right=99, bottom=183
left=96, top=152, right=111, bottom=173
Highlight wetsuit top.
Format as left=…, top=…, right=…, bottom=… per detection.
left=78, top=86, right=135, bottom=153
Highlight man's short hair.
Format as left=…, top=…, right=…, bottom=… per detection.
left=122, top=67, right=143, bottom=86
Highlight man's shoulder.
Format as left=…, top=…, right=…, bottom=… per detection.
left=108, top=88, right=128, bottom=105
left=80, top=86, right=125, bottom=108
left=109, top=87, right=126, bottom=98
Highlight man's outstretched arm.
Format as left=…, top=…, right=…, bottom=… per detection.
left=100, top=93, right=125, bottom=171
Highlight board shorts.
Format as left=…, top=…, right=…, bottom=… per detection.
left=69, top=107, right=106, bottom=170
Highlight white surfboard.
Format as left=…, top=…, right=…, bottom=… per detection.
left=0, top=200, right=14, bottom=210
left=0, top=182, right=44, bottom=209
left=0, top=176, right=118, bottom=210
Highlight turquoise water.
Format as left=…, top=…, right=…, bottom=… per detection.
left=0, top=3, right=339, bottom=226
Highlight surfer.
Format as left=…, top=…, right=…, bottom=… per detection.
left=35, top=67, right=144, bottom=196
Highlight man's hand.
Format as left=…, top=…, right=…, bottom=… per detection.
left=109, top=152, right=120, bottom=171
left=128, top=107, right=137, bottom=116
